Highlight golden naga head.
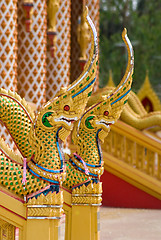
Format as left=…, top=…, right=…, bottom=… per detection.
left=34, top=7, right=98, bottom=141
left=74, top=28, right=134, bottom=143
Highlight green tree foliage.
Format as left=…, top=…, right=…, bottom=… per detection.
left=99, top=0, right=161, bottom=93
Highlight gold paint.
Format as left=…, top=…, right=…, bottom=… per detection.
left=77, top=8, right=90, bottom=61
left=107, top=70, right=115, bottom=87
left=0, top=7, right=98, bottom=195
left=137, top=70, right=161, bottom=112
left=64, top=28, right=134, bottom=191
left=47, top=0, right=60, bottom=32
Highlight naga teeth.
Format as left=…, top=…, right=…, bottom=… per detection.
left=54, top=116, right=78, bottom=126
left=96, top=120, right=115, bottom=127
left=100, top=120, right=115, bottom=125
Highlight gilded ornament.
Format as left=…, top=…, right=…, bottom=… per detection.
left=63, top=29, right=134, bottom=199
left=137, top=70, right=161, bottom=112
left=47, top=0, right=60, bottom=32
left=0, top=7, right=98, bottom=201
left=27, top=190, right=64, bottom=218
left=77, top=9, right=90, bottom=61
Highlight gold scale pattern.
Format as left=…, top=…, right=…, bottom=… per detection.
left=64, top=130, right=104, bottom=190
left=0, top=89, right=48, bottom=196
left=64, top=161, right=89, bottom=190
left=0, top=88, right=67, bottom=184
left=0, top=88, right=34, bottom=159
left=0, top=153, right=47, bottom=196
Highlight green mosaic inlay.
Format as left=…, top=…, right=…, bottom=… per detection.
left=85, top=116, right=94, bottom=129
left=88, top=91, right=92, bottom=97
left=42, top=112, right=53, bottom=128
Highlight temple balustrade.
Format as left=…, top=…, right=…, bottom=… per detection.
left=102, top=120, right=161, bottom=181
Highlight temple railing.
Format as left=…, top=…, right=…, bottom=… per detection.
left=102, top=120, right=161, bottom=181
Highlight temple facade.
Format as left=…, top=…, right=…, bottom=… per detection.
left=0, top=1, right=101, bottom=239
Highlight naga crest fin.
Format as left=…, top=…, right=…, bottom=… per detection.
left=34, top=6, right=98, bottom=138
left=73, top=28, right=134, bottom=142
left=107, top=28, right=134, bottom=105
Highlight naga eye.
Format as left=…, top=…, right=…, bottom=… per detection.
left=104, top=111, right=109, bottom=116
left=64, top=105, right=70, bottom=111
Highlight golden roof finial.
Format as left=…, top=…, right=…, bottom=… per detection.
left=107, top=70, right=115, bottom=87
left=144, top=69, right=151, bottom=88
left=137, top=70, right=161, bottom=112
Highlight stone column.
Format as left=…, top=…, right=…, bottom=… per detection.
left=0, top=0, right=18, bottom=148
left=70, top=182, right=102, bottom=240
left=71, top=0, right=100, bottom=91
left=46, top=0, right=71, bottom=101
left=70, top=0, right=83, bottom=83
left=26, top=190, right=64, bottom=240
left=17, top=0, right=47, bottom=107
left=86, top=0, right=100, bottom=91
left=0, top=0, right=18, bottom=91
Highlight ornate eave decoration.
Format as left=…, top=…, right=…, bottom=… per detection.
left=137, top=71, right=161, bottom=112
